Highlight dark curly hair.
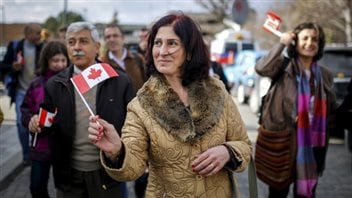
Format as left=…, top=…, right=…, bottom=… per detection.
left=287, top=22, right=325, bottom=61
left=37, top=41, right=69, bottom=75
left=145, top=11, right=210, bottom=86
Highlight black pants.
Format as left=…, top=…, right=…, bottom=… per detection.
left=134, top=172, right=148, bottom=198
left=268, top=183, right=317, bottom=198
left=30, top=160, right=51, bottom=198
left=56, top=168, right=127, bottom=198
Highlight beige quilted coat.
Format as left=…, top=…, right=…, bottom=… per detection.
left=102, top=75, right=252, bottom=197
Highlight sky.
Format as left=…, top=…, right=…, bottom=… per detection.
left=0, top=0, right=274, bottom=25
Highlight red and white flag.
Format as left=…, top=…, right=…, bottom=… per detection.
left=17, top=51, right=25, bottom=65
left=71, top=63, right=118, bottom=94
left=38, top=107, right=57, bottom=127
left=263, top=11, right=282, bottom=37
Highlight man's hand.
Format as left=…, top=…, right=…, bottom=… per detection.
left=12, top=62, right=22, bottom=71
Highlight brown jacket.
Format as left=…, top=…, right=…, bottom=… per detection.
left=100, top=50, right=147, bottom=94
left=255, top=44, right=337, bottom=174
left=102, top=75, right=252, bottom=197
left=255, top=43, right=336, bottom=132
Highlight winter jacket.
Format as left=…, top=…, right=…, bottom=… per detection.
left=41, top=65, right=134, bottom=190
left=20, top=71, right=57, bottom=161
left=0, top=39, right=43, bottom=104
left=100, top=50, right=147, bottom=94
left=255, top=43, right=337, bottom=174
left=102, top=74, right=252, bottom=197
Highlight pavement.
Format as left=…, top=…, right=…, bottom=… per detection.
left=0, top=93, right=22, bottom=188
left=0, top=93, right=352, bottom=197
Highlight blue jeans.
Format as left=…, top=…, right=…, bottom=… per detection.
left=15, top=89, right=29, bottom=161
left=30, top=160, right=51, bottom=198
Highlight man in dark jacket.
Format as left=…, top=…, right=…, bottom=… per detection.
left=0, top=23, right=43, bottom=165
left=100, top=23, right=147, bottom=95
left=100, top=22, right=149, bottom=198
left=28, top=21, right=134, bottom=198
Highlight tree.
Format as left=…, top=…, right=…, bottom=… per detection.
left=42, top=11, right=85, bottom=37
left=195, top=0, right=258, bottom=28
left=110, top=10, right=119, bottom=24
left=273, top=0, right=352, bottom=44
left=194, top=0, right=259, bottom=35
left=195, top=0, right=232, bottom=23
left=195, top=0, right=352, bottom=48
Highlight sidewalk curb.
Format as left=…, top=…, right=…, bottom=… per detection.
left=0, top=124, right=23, bottom=190
left=0, top=149, right=22, bottom=182
left=0, top=163, right=24, bottom=191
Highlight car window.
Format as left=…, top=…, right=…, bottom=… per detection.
left=225, top=43, right=238, bottom=54
left=319, top=49, right=352, bottom=78
left=242, top=43, right=254, bottom=50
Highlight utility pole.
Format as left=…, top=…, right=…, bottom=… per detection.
left=63, top=0, right=67, bottom=25
left=0, top=1, right=5, bottom=46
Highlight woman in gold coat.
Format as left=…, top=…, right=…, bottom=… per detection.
left=88, top=12, right=252, bottom=197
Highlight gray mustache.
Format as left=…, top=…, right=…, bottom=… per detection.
left=72, top=51, right=85, bottom=57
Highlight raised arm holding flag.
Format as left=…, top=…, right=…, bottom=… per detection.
left=263, top=11, right=283, bottom=37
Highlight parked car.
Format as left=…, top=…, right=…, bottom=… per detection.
left=223, top=50, right=264, bottom=104
left=320, top=45, right=352, bottom=139
left=249, top=45, right=352, bottom=116
left=319, top=45, right=352, bottom=105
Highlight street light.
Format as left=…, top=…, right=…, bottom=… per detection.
left=0, top=2, right=5, bottom=46
left=63, top=0, right=67, bottom=25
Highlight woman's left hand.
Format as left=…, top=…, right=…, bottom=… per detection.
left=191, top=145, right=230, bottom=177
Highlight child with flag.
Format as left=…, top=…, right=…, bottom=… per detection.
left=21, top=41, right=69, bottom=198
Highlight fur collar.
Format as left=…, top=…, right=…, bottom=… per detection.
left=137, top=75, right=225, bottom=143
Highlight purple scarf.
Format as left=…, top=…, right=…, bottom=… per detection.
left=296, top=62, right=327, bottom=197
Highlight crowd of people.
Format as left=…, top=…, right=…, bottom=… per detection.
left=0, top=10, right=351, bottom=198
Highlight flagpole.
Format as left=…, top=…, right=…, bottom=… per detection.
left=33, top=107, right=44, bottom=147
left=70, top=78, right=104, bottom=139
left=70, top=78, right=95, bottom=117
left=32, top=133, right=38, bottom=147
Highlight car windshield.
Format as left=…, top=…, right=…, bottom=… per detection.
left=319, top=49, right=352, bottom=78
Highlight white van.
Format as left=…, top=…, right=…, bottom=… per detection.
left=210, top=29, right=256, bottom=65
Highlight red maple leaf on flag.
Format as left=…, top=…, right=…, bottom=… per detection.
left=88, top=68, right=102, bottom=80
left=48, top=117, right=54, bottom=123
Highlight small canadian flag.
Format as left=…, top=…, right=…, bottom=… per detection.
left=38, top=107, right=57, bottom=127
left=17, top=51, right=25, bottom=65
left=71, top=63, right=118, bottom=94
left=263, top=11, right=283, bottom=37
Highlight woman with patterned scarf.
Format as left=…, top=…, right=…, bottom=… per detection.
left=255, top=22, right=337, bottom=198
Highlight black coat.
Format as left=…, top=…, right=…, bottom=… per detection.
left=336, top=79, right=352, bottom=133
left=42, top=65, right=134, bottom=190
left=0, top=39, right=43, bottom=104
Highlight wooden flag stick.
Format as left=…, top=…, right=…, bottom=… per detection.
left=70, top=78, right=103, bottom=139
left=70, top=78, right=95, bottom=117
